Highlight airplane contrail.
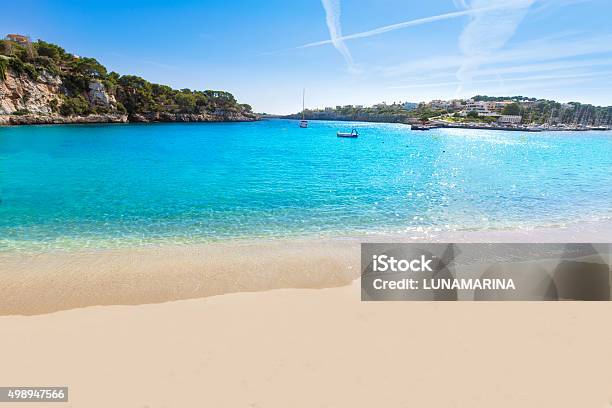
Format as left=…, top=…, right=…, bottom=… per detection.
left=320, top=0, right=357, bottom=72
left=296, top=2, right=529, bottom=49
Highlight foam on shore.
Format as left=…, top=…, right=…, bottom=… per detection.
left=2, top=220, right=611, bottom=316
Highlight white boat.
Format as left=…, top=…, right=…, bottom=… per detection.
left=337, top=128, right=359, bottom=138
left=299, top=88, right=308, bottom=128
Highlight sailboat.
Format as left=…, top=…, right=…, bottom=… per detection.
left=299, top=88, right=308, bottom=128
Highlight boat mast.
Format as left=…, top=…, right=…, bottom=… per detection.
left=302, top=88, right=305, bottom=120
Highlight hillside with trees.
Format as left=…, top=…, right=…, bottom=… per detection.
left=473, top=95, right=612, bottom=125
left=286, top=96, right=612, bottom=127
left=284, top=102, right=445, bottom=124
left=0, top=36, right=257, bottom=124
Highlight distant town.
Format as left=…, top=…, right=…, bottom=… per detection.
left=285, top=96, right=612, bottom=132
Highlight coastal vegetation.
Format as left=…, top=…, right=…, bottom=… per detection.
left=0, top=37, right=256, bottom=122
left=286, top=95, right=612, bottom=127
left=285, top=102, right=447, bottom=124
left=471, top=95, right=612, bottom=125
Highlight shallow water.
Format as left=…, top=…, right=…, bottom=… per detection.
left=1, top=119, right=611, bottom=250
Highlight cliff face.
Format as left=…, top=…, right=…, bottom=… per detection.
left=0, top=66, right=120, bottom=120
left=0, top=68, right=62, bottom=114
left=0, top=66, right=257, bottom=125
left=0, top=38, right=258, bottom=125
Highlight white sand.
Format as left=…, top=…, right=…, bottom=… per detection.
left=1, top=280, right=611, bottom=408
left=1, top=222, right=611, bottom=406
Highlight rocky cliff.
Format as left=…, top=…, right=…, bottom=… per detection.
left=0, top=67, right=121, bottom=119
left=0, top=67, right=62, bottom=115
left=0, top=38, right=258, bottom=125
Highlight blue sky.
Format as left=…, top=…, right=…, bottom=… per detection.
left=4, top=0, right=612, bottom=113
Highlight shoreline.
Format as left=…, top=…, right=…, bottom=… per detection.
left=430, top=121, right=611, bottom=132
left=280, top=117, right=611, bottom=132
left=2, top=219, right=610, bottom=316
left=0, top=112, right=259, bottom=126
left=3, top=115, right=608, bottom=131
left=2, top=216, right=611, bottom=253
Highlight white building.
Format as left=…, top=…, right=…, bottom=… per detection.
left=428, top=99, right=451, bottom=109
left=464, top=100, right=513, bottom=115
left=464, top=100, right=496, bottom=116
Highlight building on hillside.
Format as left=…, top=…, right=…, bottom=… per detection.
left=463, top=100, right=515, bottom=115
left=428, top=99, right=451, bottom=109
left=5, top=34, right=30, bottom=44
left=450, top=99, right=464, bottom=109
left=426, top=99, right=462, bottom=110
left=464, top=100, right=496, bottom=116
left=498, top=115, right=522, bottom=124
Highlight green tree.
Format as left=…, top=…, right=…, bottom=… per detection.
left=175, top=91, right=197, bottom=113
left=34, top=41, right=66, bottom=61
left=73, top=57, right=107, bottom=78
left=59, top=96, right=91, bottom=116
left=0, top=40, right=13, bottom=56
left=502, top=102, right=521, bottom=116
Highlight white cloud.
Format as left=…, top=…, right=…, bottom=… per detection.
left=388, top=71, right=612, bottom=89
left=455, top=0, right=535, bottom=94
left=453, top=0, right=468, bottom=10
left=297, top=2, right=515, bottom=49
left=382, top=34, right=612, bottom=77
left=320, top=0, right=358, bottom=73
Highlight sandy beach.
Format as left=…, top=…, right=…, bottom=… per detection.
left=3, top=1, right=612, bottom=405
left=1, top=222, right=611, bottom=406
left=1, top=220, right=611, bottom=316
left=1, top=280, right=612, bottom=407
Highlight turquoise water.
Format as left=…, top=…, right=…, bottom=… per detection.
left=1, top=119, right=611, bottom=251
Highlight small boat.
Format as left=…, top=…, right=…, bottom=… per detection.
left=411, top=124, right=435, bottom=131
left=299, top=88, right=308, bottom=128
left=337, top=128, right=359, bottom=138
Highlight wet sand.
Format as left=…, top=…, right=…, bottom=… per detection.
left=1, top=220, right=611, bottom=315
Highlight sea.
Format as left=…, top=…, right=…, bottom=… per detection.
left=1, top=119, right=611, bottom=251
